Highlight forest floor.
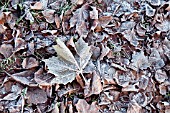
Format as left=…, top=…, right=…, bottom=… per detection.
left=0, top=0, right=170, bottom=113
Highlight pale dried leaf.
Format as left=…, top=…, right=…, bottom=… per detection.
left=30, top=2, right=43, bottom=10
left=99, top=44, right=110, bottom=60
left=91, top=71, right=102, bottom=95
left=159, top=84, right=167, bottom=95
left=52, top=103, right=59, bottom=113
left=43, top=38, right=92, bottom=84
left=43, top=56, right=77, bottom=85
left=130, top=51, right=150, bottom=71
left=127, top=101, right=142, bottom=113
left=85, top=71, right=102, bottom=97
left=53, top=38, right=77, bottom=65
left=90, top=6, right=98, bottom=19
left=145, top=4, right=156, bottom=17
left=155, top=70, right=167, bottom=83
left=0, top=44, right=13, bottom=58
left=0, top=24, right=7, bottom=33
left=0, top=93, right=19, bottom=101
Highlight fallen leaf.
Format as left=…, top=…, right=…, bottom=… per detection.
left=71, top=0, right=84, bottom=5
left=98, top=16, right=113, bottom=28
left=155, top=70, right=168, bottom=83
left=34, top=68, right=55, bottom=86
left=99, top=44, right=110, bottom=60
left=10, top=70, right=37, bottom=86
left=130, top=51, right=150, bottom=71
left=0, top=93, right=19, bottom=101
left=76, top=99, right=100, bottom=113
left=159, top=84, right=167, bottom=95
left=0, top=44, right=13, bottom=58
left=90, top=6, right=98, bottom=19
left=85, top=71, right=102, bottom=97
left=42, top=9, right=55, bottom=23
left=52, top=103, right=59, bottom=113
left=55, top=14, right=61, bottom=28
left=43, top=38, right=92, bottom=84
left=70, top=4, right=89, bottom=38
left=22, top=57, right=39, bottom=69
left=26, top=87, right=47, bottom=104
left=0, top=24, right=7, bottom=33
left=127, top=101, right=142, bottom=113
left=145, top=3, right=156, bottom=17
left=30, top=2, right=43, bottom=10
left=155, top=20, right=170, bottom=32
left=14, top=38, right=27, bottom=52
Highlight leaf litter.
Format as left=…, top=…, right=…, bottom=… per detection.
left=0, top=0, right=170, bottom=113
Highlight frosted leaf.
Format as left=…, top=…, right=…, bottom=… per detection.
left=43, top=38, right=92, bottom=85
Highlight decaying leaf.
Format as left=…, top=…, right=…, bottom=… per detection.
left=127, top=101, right=142, bottom=113
left=76, top=99, right=100, bottom=113
left=0, top=44, right=13, bottom=58
left=9, top=70, right=37, bottom=86
left=34, top=68, right=55, bottom=86
left=145, top=3, right=156, bottom=17
left=70, top=4, right=89, bottom=38
left=43, top=37, right=93, bottom=84
left=155, top=70, right=168, bottom=83
left=30, top=2, right=43, bottom=10
left=42, top=9, right=55, bottom=23
left=84, top=71, right=102, bottom=97
left=22, top=57, right=39, bottom=69
left=130, top=51, right=150, bottom=71
left=26, top=87, right=47, bottom=104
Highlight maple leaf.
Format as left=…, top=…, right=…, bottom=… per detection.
left=43, top=38, right=93, bottom=85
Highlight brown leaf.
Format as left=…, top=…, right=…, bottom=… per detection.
left=42, top=9, right=55, bottom=23
left=85, top=71, right=102, bottom=97
left=22, top=57, right=39, bottom=69
left=76, top=99, right=100, bottom=113
left=55, top=14, right=61, bottom=29
left=98, top=16, right=113, bottom=28
left=70, top=4, right=90, bottom=38
left=34, top=68, right=55, bottom=86
left=10, top=70, right=37, bottom=86
left=26, top=87, right=47, bottom=104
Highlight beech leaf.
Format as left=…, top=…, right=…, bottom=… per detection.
left=43, top=38, right=92, bottom=85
